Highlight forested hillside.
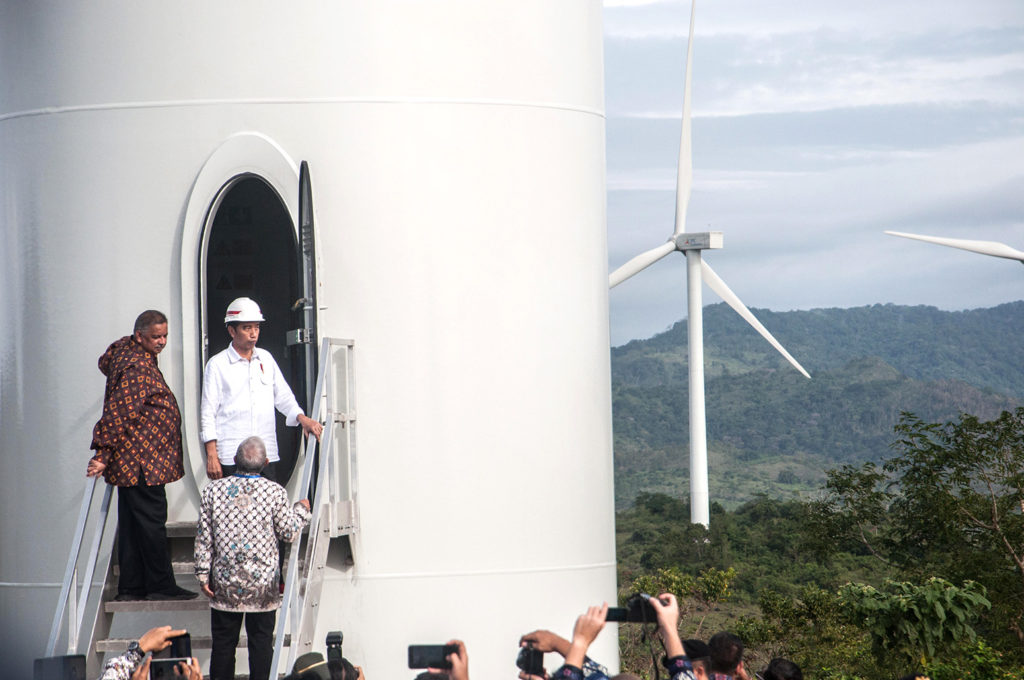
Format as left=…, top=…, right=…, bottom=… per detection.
left=613, top=409, right=1024, bottom=679
left=611, top=302, right=1024, bottom=508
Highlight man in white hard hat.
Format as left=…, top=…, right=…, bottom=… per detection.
left=200, top=297, right=323, bottom=482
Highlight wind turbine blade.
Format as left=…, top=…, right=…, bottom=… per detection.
left=701, top=261, right=811, bottom=379
left=673, top=0, right=696, bottom=237
left=609, top=241, right=676, bottom=288
left=885, top=231, right=1024, bottom=262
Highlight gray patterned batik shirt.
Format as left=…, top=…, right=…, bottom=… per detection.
left=195, top=474, right=311, bottom=612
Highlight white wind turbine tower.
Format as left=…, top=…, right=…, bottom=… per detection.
left=609, top=0, right=811, bottom=527
left=885, top=231, right=1024, bottom=264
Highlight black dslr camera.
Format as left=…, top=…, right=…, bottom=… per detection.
left=516, top=646, right=545, bottom=676
left=606, top=593, right=665, bottom=623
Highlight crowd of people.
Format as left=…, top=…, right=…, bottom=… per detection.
left=97, top=592, right=816, bottom=680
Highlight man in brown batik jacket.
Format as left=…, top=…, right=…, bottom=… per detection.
left=86, top=309, right=197, bottom=601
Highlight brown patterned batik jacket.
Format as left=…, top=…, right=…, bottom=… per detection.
left=89, top=336, right=184, bottom=487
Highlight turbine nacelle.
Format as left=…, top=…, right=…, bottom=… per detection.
left=675, top=231, right=723, bottom=251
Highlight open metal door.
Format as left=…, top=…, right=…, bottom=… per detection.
left=298, top=161, right=318, bottom=415
left=285, top=161, right=319, bottom=489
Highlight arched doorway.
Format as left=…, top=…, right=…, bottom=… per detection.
left=201, top=175, right=307, bottom=484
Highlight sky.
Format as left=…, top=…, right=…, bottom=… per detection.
left=603, top=0, right=1024, bottom=346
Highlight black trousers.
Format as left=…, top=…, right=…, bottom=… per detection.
left=210, top=608, right=276, bottom=680
left=116, top=483, right=177, bottom=596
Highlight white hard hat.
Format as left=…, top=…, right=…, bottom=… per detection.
left=224, top=297, right=265, bottom=324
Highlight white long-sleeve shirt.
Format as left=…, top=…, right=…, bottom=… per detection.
left=200, top=344, right=304, bottom=463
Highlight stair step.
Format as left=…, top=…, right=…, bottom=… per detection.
left=114, top=561, right=198, bottom=576
left=104, top=598, right=211, bottom=613
left=116, top=560, right=304, bottom=576
left=97, top=634, right=292, bottom=652
left=166, top=521, right=198, bottom=538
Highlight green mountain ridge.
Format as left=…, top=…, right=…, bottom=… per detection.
left=611, top=301, right=1024, bottom=509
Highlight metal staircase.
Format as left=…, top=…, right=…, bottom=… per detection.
left=46, top=337, right=357, bottom=678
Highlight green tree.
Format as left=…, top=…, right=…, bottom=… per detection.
left=822, top=408, right=1024, bottom=655
left=736, top=586, right=872, bottom=678
left=839, top=578, right=990, bottom=666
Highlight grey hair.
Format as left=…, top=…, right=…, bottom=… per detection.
left=234, top=436, right=268, bottom=473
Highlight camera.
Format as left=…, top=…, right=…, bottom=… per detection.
left=326, top=631, right=343, bottom=662
left=516, top=646, right=545, bottom=676
left=606, top=593, right=664, bottom=623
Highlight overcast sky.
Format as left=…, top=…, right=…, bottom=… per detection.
left=604, top=0, right=1024, bottom=345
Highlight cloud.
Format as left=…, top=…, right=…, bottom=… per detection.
left=607, top=135, right=1024, bottom=344
left=604, top=0, right=1024, bottom=40
left=604, top=0, right=1024, bottom=344
left=606, top=30, right=1024, bottom=118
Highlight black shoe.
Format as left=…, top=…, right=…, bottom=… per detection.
left=146, top=586, right=199, bottom=601
left=114, top=592, right=145, bottom=601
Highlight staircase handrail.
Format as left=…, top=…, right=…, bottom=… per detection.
left=47, top=474, right=115, bottom=655
left=271, top=336, right=347, bottom=677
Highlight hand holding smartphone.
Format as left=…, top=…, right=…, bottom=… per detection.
left=149, top=632, right=191, bottom=679
left=408, top=644, right=458, bottom=669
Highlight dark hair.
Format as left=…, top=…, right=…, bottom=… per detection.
left=134, top=310, right=168, bottom=333
left=708, top=632, right=744, bottom=674
left=683, top=639, right=710, bottom=660
left=763, top=657, right=803, bottom=680
left=328, top=658, right=357, bottom=680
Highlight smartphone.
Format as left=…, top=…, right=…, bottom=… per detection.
left=408, top=644, right=457, bottom=669
left=150, top=632, right=192, bottom=679
left=168, top=632, right=192, bottom=659
left=149, top=658, right=191, bottom=679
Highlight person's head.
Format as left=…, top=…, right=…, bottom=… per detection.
left=291, top=651, right=331, bottom=680
left=224, top=297, right=264, bottom=352
left=707, top=632, right=744, bottom=675
left=683, top=639, right=710, bottom=680
left=327, top=657, right=358, bottom=680
left=763, top=657, right=803, bottom=680
left=133, top=310, right=169, bottom=356
left=234, top=436, right=268, bottom=473
left=897, top=675, right=930, bottom=680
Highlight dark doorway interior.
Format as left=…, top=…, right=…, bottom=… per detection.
left=203, top=176, right=307, bottom=484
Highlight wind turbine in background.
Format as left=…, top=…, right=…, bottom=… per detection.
left=885, top=231, right=1024, bottom=264
left=609, top=0, right=811, bottom=527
